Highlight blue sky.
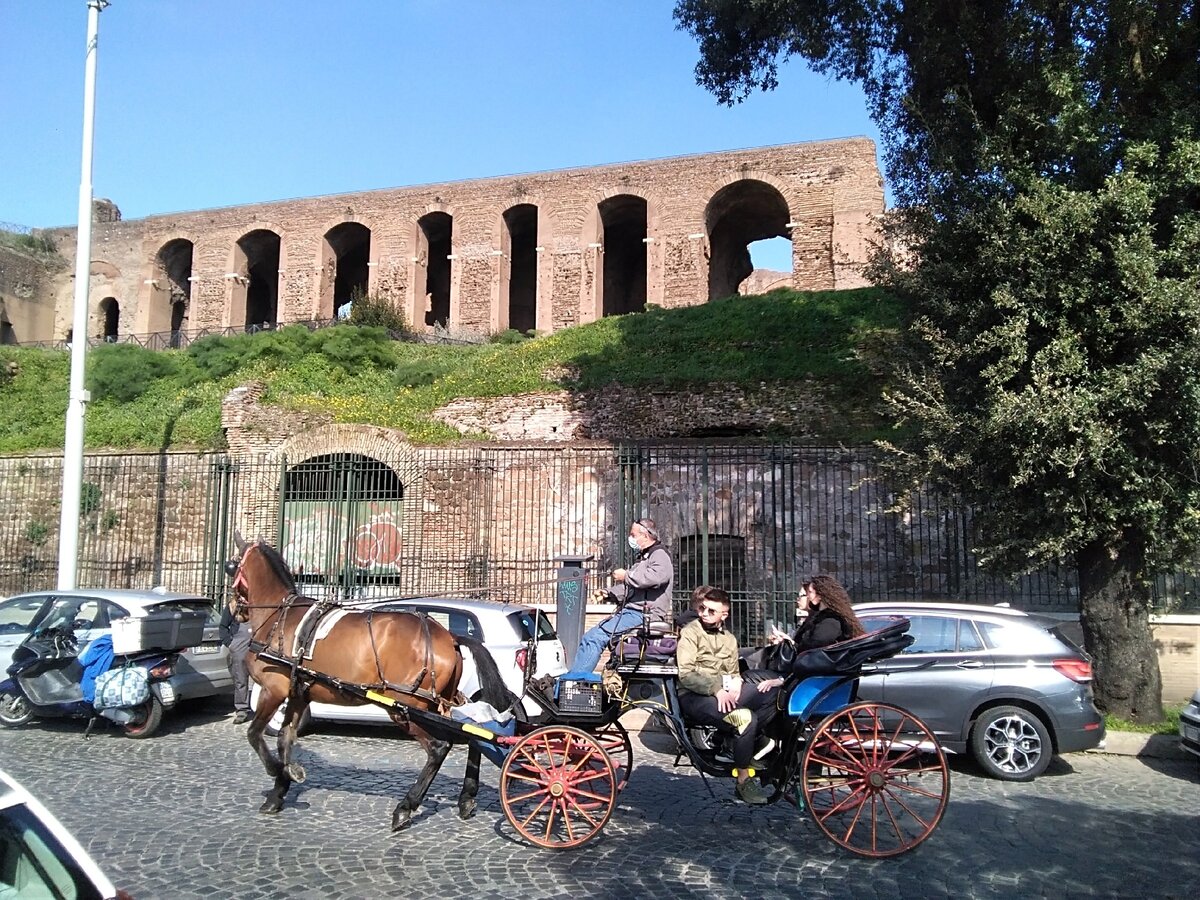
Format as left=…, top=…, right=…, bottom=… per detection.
left=0, top=1, right=882, bottom=268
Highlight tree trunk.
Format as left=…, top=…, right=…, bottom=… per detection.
left=1076, top=539, right=1163, bottom=722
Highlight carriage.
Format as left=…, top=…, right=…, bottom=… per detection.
left=230, top=539, right=950, bottom=858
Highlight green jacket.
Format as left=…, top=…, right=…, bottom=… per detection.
left=676, top=618, right=738, bottom=695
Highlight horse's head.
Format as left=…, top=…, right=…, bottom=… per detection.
left=226, top=531, right=297, bottom=620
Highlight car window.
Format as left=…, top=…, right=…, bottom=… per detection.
left=395, top=607, right=482, bottom=640
left=958, top=619, right=985, bottom=651
left=0, top=801, right=105, bottom=900
left=508, top=610, right=558, bottom=642
left=0, top=596, right=51, bottom=636
left=977, top=620, right=1067, bottom=653
left=897, top=615, right=960, bottom=653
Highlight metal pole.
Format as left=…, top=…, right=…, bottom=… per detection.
left=58, top=0, right=109, bottom=589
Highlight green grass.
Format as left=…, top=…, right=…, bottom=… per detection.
left=1104, top=705, right=1183, bottom=735
left=0, top=286, right=905, bottom=452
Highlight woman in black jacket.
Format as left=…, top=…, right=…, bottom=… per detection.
left=758, top=574, right=865, bottom=673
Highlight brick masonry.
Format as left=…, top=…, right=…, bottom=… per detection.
left=30, top=139, right=884, bottom=343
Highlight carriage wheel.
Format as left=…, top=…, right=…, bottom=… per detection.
left=500, top=726, right=618, bottom=850
left=801, top=701, right=949, bottom=858
left=590, top=721, right=633, bottom=792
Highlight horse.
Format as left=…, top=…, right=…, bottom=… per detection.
left=226, top=533, right=515, bottom=830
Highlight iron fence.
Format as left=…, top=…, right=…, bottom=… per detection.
left=0, top=445, right=1195, bottom=646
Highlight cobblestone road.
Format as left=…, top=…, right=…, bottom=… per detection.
left=1, top=701, right=1197, bottom=899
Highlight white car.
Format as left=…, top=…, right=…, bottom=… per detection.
left=0, top=767, right=128, bottom=899
left=251, top=596, right=567, bottom=733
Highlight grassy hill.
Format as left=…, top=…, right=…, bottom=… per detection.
left=0, top=287, right=905, bottom=453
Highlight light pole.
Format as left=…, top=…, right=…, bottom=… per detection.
left=58, top=0, right=110, bottom=589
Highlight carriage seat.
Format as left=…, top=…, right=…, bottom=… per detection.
left=787, top=617, right=913, bottom=677
left=614, top=618, right=677, bottom=666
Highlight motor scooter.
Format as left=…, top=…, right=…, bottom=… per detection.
left=0, top=624, right=179, bottom=738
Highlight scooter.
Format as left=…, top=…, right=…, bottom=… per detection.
left=0, top=624, right=179, bottom=738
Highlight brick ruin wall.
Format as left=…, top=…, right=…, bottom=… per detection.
left=0, top=245, right=66, bottom=345
left=31, top=139, right=884, bottom=343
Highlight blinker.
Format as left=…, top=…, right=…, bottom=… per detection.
left=224, top=559, right=240, bottom=577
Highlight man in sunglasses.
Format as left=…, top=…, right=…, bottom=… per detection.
left=568, top=517, right=674, bottom=674
left=676, top=586, right=779, bottom=805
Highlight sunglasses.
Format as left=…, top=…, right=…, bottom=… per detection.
left=698, top=604, right=726, bottom=615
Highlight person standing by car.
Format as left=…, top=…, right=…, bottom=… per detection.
left=218, top=603, right=251, bottom=724
left=568, top=518, right=674, bottom=674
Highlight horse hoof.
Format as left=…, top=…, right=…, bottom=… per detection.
left=458, top=801, right=477, bottom=821
left=259, top=800, right=283, bottom=815
left=391, top=810, right=412, bottom=832
left=286, top=763, right=307, bottom=783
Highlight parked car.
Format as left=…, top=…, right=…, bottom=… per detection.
left=251, top=596, right=567, bottom=733
left=0, top=767, right=130, bottom=899
left=1179, top=687, right=1200, bottom=760
left=0, top=588, right=232, bottom=703
left=852, top=602, right=1105, bottom=781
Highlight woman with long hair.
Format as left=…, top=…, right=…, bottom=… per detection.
left=758, top=574, right=865, bottom=673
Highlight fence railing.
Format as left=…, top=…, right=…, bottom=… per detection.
left=1, top=446, right=1195, bottom=645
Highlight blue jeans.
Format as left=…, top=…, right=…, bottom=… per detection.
left=569, top=608, right=645, bottom=674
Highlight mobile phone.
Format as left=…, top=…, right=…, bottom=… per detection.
left=721, top=675, right=735, bottom=691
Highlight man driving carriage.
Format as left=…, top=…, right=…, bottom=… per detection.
left=675, top=586, right=782, bottom=805
left=568, top=517, right=673, bottom=675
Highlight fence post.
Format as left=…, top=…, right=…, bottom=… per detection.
left=554, top=554, right=592, bottom=668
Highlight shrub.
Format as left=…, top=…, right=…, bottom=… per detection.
left=348, top=288, right=409, bottom=335
left=87, top=344, right=179, bottom=402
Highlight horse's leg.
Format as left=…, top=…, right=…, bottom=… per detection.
left=276, top=694, right=310, bottom=784
left=392, top=726, right=452, bottom=832
left=457, top=742, right=482, bottom=821
left=247, top=688, right=292, bottom=815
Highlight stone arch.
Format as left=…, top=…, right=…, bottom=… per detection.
left=149, top=237, right=194, bottom=342
left=229, top=228, right=282, bottom=330
left=98, top=296, right=120, bottom=342
left=497, top=202, right=540, bottom=334
left=580, top=189, right=660, bottom=322
left=704, top=177, right=795, bottom=301
left=410, top=209, right=455, bottom=330
left=317, top=221, right=373, bottom=321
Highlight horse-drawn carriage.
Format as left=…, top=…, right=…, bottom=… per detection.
left=229, top=538, right=950, bottom=858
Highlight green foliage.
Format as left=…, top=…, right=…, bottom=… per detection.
left=347, top=288, right=409, bottom=335
left=1105, top=706, right=1181, bottom=736
left=489, top=329, right=533, bottom=345
left=100, top=509, right=121, bottom=531
left=0, top=229, right=57, bottom=256
left=24, top=521, right=48, bottom=546
left=88, top=344, right=181, bottom=403
left=79, top=481, right=102, bottom=517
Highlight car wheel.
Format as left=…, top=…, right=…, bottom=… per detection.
left=0, top=691, right=33, bottom=727
left=122, top=694, right=164, bottom=739
left=970, top=705, right=1052, bottom=781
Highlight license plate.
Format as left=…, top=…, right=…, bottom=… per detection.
left=1183, top=723, right=1200, bottom=742
left=157, top=682, right=175, bottom=704
left=190, top=643, right=220, bottom=655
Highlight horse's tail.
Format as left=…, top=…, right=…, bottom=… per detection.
left=456, top=634, right=517, bottom=711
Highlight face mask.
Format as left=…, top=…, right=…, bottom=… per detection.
left=627, top=535, right=641, bottom=551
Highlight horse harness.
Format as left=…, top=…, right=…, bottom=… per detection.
left=242, top=590, right=452, bottom=713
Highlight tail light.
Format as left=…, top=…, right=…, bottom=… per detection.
left=148, top=661, right=174, bottom=680
left=1053, top=658, right=1093, bottom=682
left=515, top=648, right=528, bottom=672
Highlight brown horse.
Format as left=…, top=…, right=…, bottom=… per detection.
left=227, top=534, right=514, bottom=830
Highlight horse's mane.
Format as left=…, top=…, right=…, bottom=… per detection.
left=256, top=542, right=297, bottom=591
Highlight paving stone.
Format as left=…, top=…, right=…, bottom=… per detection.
left=0, top=702, right=1197, bottom=899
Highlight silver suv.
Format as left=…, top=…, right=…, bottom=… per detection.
left=854, top=602, right=1105, bottom=781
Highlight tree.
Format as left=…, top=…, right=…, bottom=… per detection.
left=676, top=0, right=1200, bottom=719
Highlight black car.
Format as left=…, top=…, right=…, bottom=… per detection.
left=853, top=602, right=1105, bottom=781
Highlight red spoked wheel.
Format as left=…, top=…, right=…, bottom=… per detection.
left=801, top=701, right=949, bottom=858
left=589, top=720, right=633, bottom=792
left=500, top=726, right=618, bottom=849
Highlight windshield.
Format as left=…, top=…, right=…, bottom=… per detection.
left=508, top=609, right=557, bottom=642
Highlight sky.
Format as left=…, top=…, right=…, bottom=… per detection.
left=0, top=1, right=883, bottom=269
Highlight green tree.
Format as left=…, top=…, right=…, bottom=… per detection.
left=676, top=0, right=1200, bottom=719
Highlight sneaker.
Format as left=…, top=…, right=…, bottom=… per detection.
left=231, top=711, right=250, bottom=725
left=735, top=779, right=768, bottom=806
left=722, top=708, right=751, bottom=734
left=714, top=747, right=735, bottom=765
left=753, top=737, right=777, bottom=761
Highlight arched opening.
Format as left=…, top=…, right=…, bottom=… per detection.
left=281, top=453, right=407, bottom=597
left=0, top=318, right=16, bottom=345
left=98, top=297, right=119, bottom=342
left=153, top=239, right=193, bottom=341
left=415, top=212, right=453, bottom=328
left=705, top=180, right=791, bottom=301
left=599, top=194, right=647, bottom=316
left=744, top=236, right=794, bottom=294
left=233, top=229, right=281, bottom=330
left=502, top=204, right=538, bottom=334
left=320, top=222, right=371, bottom=320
